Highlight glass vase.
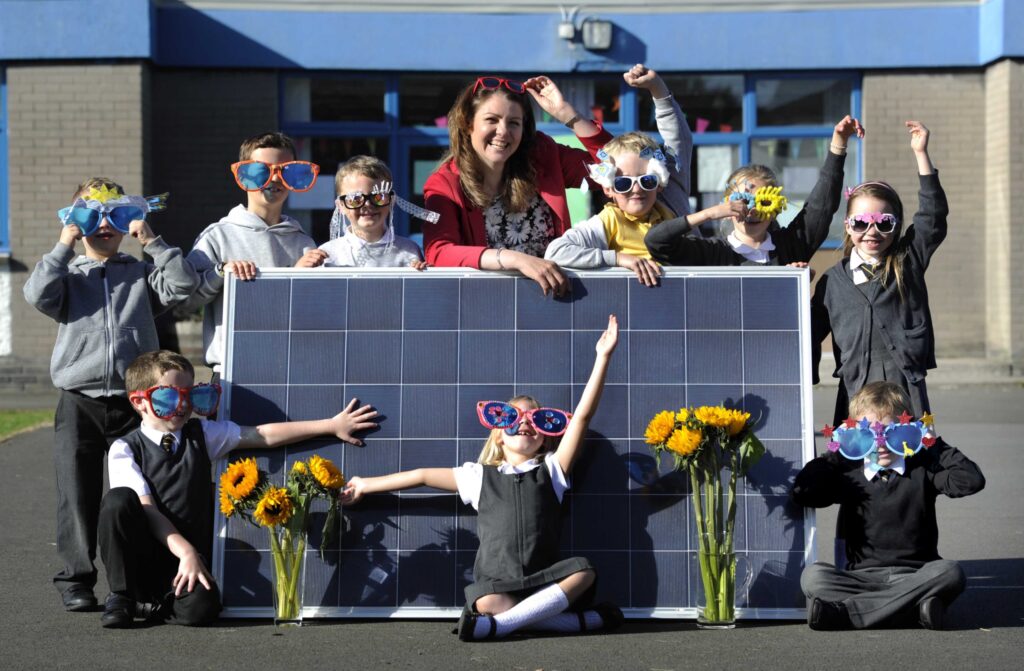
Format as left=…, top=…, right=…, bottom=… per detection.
left=269, top=527, right=306, bottom=627
left=695, top=534, right=750, bottom=629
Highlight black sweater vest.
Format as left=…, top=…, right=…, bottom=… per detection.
left=123, top=419, right=214, bottom=559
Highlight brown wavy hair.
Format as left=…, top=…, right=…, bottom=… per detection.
left=440, top=82, right=537, bottom=212
left=842, top=181, right=907, bottom=300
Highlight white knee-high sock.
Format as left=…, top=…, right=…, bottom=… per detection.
left=474, top=584, right=570, bottom=639
left=528, top=610, right=604, bottom=632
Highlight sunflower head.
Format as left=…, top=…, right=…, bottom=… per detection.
left=254, top=486, right=294, bottom=527
left=644, top=410, right=676, bottom=446
left=723, top=408, right=751, bottom=437
left=752, top=185, right=788, bottom=221
left=666, top=427, right=702, bottom=457
left=220, top=458, right=260, bottom=502
left=694, top=405, right=732, bottom=430
left=291, top=460, right=309, bottom=475
left=309, top=454, right=345, bottom=490
left=219, top=490, right=236, bottom=517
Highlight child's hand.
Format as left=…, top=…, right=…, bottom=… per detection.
left=409, top=259, right=428, bottom=271
left=716, top=200, right=749, bottom=222
left=595, top=314, right=619, bottom=357
left=295, top=248, right=328, bottom=268
left=616, top=253, right=661, bottom=287
left=832, top=115, right=865, bottom=143
left=128, top=219, right=156, bottom=247
left=906, top=120, right=929, bottom=153
left=173, top=549, right=214, bottom=596
left=786, top=261, right=816, bottom=281
left=331, top=398, right=379, bottom=446
left=59, top=223, right=83, bottom=249
left=223, top=260, right=257, bottom=281
left=341, top=476, right=366, bottom=505
left=622, top=64, right=670, bottom=99
left=522, top=76, right=574, bottom=123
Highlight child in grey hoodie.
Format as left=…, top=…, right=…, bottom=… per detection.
left=183, top=132, right=320, bottom=374
left=24, top=177, right=198, bottom=612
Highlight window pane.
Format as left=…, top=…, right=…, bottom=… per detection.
left=286, top=137, right=391, bottom=243
left=639, top=75, right=743, bottom=134
left=751, top=137, right=860, bottom=243
left=283, top=77, right=386, bottom=123
left=755, top=78, right=851, bottom=127
left=536, top=78, right=620, bottom=126
left=692, top=144, right=740, bottom=237
left=405, top=145, right=449, bottom=238
left=400, top=75, right=470, bottom=126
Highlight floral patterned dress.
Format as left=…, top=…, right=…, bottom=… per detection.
left=483, top=194, right=555, bottom=258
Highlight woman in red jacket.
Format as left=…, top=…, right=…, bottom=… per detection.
left=424, top=76, right=612, bottom=296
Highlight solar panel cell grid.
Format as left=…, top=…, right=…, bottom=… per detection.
left=215, top=269, right=814, bottom=618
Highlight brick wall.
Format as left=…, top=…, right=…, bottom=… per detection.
left=6, top=63, right=149, bottom=363
left=859, top=70, right=986, bottom=358
left=984, top=59, right=1024, bottom=369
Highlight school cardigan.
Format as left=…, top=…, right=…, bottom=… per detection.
left=122, top=419, right=214, bottom=560
left=791, top=439, right=984, bottom=569
left=811, top=172, right=948, bottom=388
left=645, top=151, right=847, bottom=266
left=423, top=128, right=612, bottom=268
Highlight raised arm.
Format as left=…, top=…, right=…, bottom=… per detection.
left=790, top=453, right=847, bottom=508
left=236, top=398, right=379, bottom=449
left=342, top=468, right=458, bottom=504
left=927, top=441, right=985, bottom=498
left=903, top=121, right=948, bottom=268
left=556, top=314, right=618, bottom=474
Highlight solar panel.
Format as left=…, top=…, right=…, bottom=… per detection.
left=213, top=268, right=816, bottom=619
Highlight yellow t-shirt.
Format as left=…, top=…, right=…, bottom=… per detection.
left=598, top=201, right=675, bottom=259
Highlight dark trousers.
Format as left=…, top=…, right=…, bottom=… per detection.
left=801, top=560, right=965, bottom=628
left=53, top=390, right=138, bottom=593
left=98, top=488, right=221, bottom=626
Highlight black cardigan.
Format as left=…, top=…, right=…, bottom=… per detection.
left=645, top=151, right=847, bottom=266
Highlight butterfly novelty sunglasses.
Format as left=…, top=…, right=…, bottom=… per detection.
left=230, top=160, right=320, bottom=192
left=824, top=414, right=935, bottom=462
left=845, top=212, right=898, bottom=235
left=477, top=401, right=573, bottom=437
left=472, top=76, right=526, bottom=95
left=57, top=194, right=167, bottom=237
left=338, top=191, right=394, bottom=210
left=612, top=174, right=660, bottom=194
left=130, top=383, right=222, bottom=420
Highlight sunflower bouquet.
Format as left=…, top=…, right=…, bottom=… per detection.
left=219, top=455, right=345, bottom=625
left=645, top=405, right=765, bottom=627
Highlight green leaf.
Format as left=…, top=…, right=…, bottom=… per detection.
left=736, top=432, right=765, bottom=476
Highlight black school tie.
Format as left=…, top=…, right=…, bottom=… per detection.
left=877, top=468, right=891, bottom=482
left=160, top=433, right=175, bottom=454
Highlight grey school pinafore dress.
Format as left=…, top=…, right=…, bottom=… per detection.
left=464, top=461, right=593, bottom=607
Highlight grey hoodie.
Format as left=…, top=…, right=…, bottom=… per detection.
left=183, top=205, right=315, bottom=369
left=23, top=237, right=199, bottom=397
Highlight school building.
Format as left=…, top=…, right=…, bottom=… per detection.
left=1, top=0, right=1022, bottom=392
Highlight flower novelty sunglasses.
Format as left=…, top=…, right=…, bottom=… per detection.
left=130, top=383, right=222, bottom=420
left=230, top=160, right=320, bottom=192
left=472, top=76, right=526, bottom=95
left=57, top=194, right=167, bottom=237
left=845, top=212, right=898, bottom=235
left=477, top=401, right=573, bottom=437
left=338, top=191, right=394, bottom=210
left=612, top=174, right=660, bottom=194
left=824, top=414, right=935, bottom=462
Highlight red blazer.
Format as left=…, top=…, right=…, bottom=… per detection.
left=423, top=128, right=612, bottom=268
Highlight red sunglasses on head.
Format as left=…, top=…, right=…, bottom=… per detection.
left=472, top=76, right=526, bottom=95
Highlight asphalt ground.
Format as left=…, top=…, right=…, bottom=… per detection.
left=2, top=384, right=1021, bottom=670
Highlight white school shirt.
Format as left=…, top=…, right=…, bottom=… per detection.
left=452, top=452, right=570, bottom=510
left=108, top=420, right=242, bottom=496
left=849, top=248, right=882, bottom=285
left=727, top=232, right=775, bottom=264
left=863, top=453, right=906, bottom=482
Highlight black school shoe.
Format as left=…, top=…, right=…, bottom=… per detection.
left=61, top=585, right=98, bottom=612
left=918, top=597, right=946, bottom=630
left=807, top=597, right=852, bottom=631
left=456, top=605, right=496, bottom=642
left=592, top=602, right=625, bottom=631
left=100, top=593, right=136, bottom=629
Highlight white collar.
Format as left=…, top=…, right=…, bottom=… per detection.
left=727, top=232, right=775, bottom=263
left=863, top=454, right=906, bottom=482
left=850, top=248, right=882, bottom=270
left=140, top=422, right=179, bottom=450
left=497, top=455, right=545, bottom=474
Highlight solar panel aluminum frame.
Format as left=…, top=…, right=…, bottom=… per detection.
left=214, top=266, right=817, bottom=620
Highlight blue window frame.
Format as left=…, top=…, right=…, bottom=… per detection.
left=1, top=69, right=8, bottom=254
left=279, top=71, right=860, bottom=248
